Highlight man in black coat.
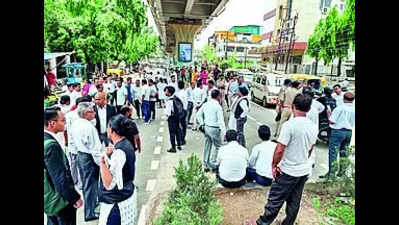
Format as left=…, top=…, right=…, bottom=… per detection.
left=44, top=107, right=83, bottom=225
left=94, top=92, right=117, bottom=146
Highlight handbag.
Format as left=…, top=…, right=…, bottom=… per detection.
left=275, top=111, right=282, bottom=122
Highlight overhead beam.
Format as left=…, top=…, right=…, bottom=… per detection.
left=194, top=2, right=216, bottom=5
left=163, top=0, right=185, bottom=4
left=184, top=0, right=195, bottom=16
left=163, top=13, right=209, bottom=19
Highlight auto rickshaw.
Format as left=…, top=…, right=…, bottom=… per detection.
left=106, top=68, right=122, bottom=76
left=290, top=74, right=327, bottom=93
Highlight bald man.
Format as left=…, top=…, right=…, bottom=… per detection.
left=93, top=92, right=117, bottom=146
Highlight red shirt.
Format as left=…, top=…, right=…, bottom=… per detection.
left=45, top=72, right=56, bottom=86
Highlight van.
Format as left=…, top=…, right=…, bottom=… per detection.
left=250, top=73, right=285, bottom=107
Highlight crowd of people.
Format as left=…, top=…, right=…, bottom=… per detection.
left=44, top=64, right=355, bottom=225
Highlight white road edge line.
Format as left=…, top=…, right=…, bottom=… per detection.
left=151, top=160, right=160, bottom=170
left=146, top=179, right=156, bottom=191
left=154, top=146, right=161, bottom=155
left=137, top=204, right=147, bottom=225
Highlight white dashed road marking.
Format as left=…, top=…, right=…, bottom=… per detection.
left=154, top=146, right=161, bottom=155
left=160, top=121, right=165, bottom=126
left=157, top=136, right=163, bottom=142
left=146, top=179, right=156, bottom=191
left=151, top=160, right=160, bottom=170
left=159, top=127, right=164, bottom=133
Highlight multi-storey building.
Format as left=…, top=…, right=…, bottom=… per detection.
left=254, top=0, right=354, bottom=77
left=209, top=25, right=263, bottom=63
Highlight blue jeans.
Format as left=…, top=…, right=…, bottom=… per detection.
left=246, top=168, right=272, bottom=186
left=142, top=101, right=150, bottom=122
left=328, top=128, right=352, bottom=175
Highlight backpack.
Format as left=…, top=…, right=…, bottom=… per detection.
left=172, top=96, right=185, bottom=120
left=44, top=139, right=69, bottom=216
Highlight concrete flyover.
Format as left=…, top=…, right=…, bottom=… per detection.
left=147, top=0, right=229, bottom=57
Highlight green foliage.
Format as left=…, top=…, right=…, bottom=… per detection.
left=44, top=0, right=159, bottom=64
left=155, top=154, right=223, bottom=225
left=326, top=198, right=355, bottom=225
left=201, top=45, right=217, bottom=65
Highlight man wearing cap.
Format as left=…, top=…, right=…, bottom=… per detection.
left=229, top=86, right=250, bottom=147
left=320, top=92, right=355, bottom=179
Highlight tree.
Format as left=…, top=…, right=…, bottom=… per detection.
left=306, top=21, right=324, bottom=75
left=201, top=44, right=217, bottom=65
left=44, top=0, right=158, bottom=70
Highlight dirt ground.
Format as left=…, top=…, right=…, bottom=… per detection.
left=215, top=187, right=321, bottom=225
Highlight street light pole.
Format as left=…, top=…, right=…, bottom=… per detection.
left=244, top=47, right=248, bottom=69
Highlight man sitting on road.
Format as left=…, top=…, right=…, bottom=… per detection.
left=246, top=125, right=275, bottom=186
left=215, top=129, right=249, bottom=188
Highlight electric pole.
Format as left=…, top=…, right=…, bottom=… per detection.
left=284, top=12, right=298, bottom=74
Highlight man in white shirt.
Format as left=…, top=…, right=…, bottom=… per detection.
left=191, top=82, right=206, bottom=131
left=115, top=79, right=128, bottom=113
left=103, top=76, right=116, bottom=105
left=216, top=129, right=249, bottom=188
left=246, top=125, right=275, bottom=186
left=164, top=86, right=184, bottom=153
left=332, top=84, right=344, bottom=107
left=168, top=75, right=178, bottom=90
left=131, top=79, right=142, bottom=119
left=186, top=82, right=195, bottom=127
left=70, top=83, right=83, bottom=106
left=205, top=80, right=217, bottom=102
left=176, top=81, right=188, bottom=145
left=148, top=79, right=158, bottom=122
left=196, top=89, right=226, bottom=172
left=229, top=86, right=250, bottom=147
left=320, top=92, right=355, bottom=179
left=70, top=102, right=104, bottom=221
left=256, top=93, right=318, bottom=225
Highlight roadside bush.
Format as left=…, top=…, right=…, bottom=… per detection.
left=155, top=154, right=223, bottom=225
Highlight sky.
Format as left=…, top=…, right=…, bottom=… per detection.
left=194, top=0, right=276, bottom=49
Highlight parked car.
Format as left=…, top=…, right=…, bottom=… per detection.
left=250, top=73, right=285, bottom=107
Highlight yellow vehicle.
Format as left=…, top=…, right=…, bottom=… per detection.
left=106, top=68, right=122, bottom=76
left=290, top=74, right=327, bottom=90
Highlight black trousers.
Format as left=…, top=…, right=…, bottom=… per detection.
left=168, top=117, right=183, bottom=150
left=47, top=204, right=76, bottom=225
left=186, top=102, right=194, bottom=124
left=259, top=173, right=308, bottom=225
left=77, top=152, right=100, bottom=221
left=116, top=105, right=123, bottom=114
left=134, top=99, right=141, bottom=118
left=110, top=91, right=117, bottom=106
left=180, top=110, right=187, bottom=141
left=149, top=101, right=156, bottom=120
left=216, top=168, right=246, bottom=188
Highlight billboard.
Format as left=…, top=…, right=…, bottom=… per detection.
left=178, top=42, right=192, bottom=62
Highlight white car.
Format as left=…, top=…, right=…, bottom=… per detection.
left=250, top=73, right=285, bottom=107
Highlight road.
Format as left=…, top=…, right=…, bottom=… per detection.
left=45, top=79, right=332, bottom=225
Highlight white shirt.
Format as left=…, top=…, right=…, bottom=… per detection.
left=176, top=89, right=188, bottom=110
left=115, top=86, right=127, bottom=106
left=89, top=85, right=98, bottom=96
left=332, top=93, right=344, bottom=107
left=206, top=87, right=218, bottom=101
left=216, top=141, right=249, bottom=182
left=238, top=99, right=249, bottom=118
left=70, top=91, right=82, bottom=106
left=192, top=87, right=206, bottom=104
left=148, top=85, right=157, bottom=101
left=330, top=102, right=355, bottom=130
left=157, top=83, right=167, bottom=100
left=70, top=118, right=103, bottom=165
left=306, top=99, right=325, bottom=126
left=142, top=85, right=150, bottom=101
left=104, top=82, right=115, bottom=93
left=168, top=80, right=178, bottom=91
left=131, top=85, right=142, bottom=101
left=186, top=87, right=194, bottom=103
left=277, top=116, right=318, bottom=177
left=65, top=110, right=80, bottom=154
left=102, top=149, right=126, bottom=190
left=164, top=96, right=174, bottom=118
left=97, top=106, right=107, bottom=133
left=248, top=141, right=276, bottom=179
left=44, top=129, right=63, bottom=151
left=196, top=99, right=226, bottom=136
